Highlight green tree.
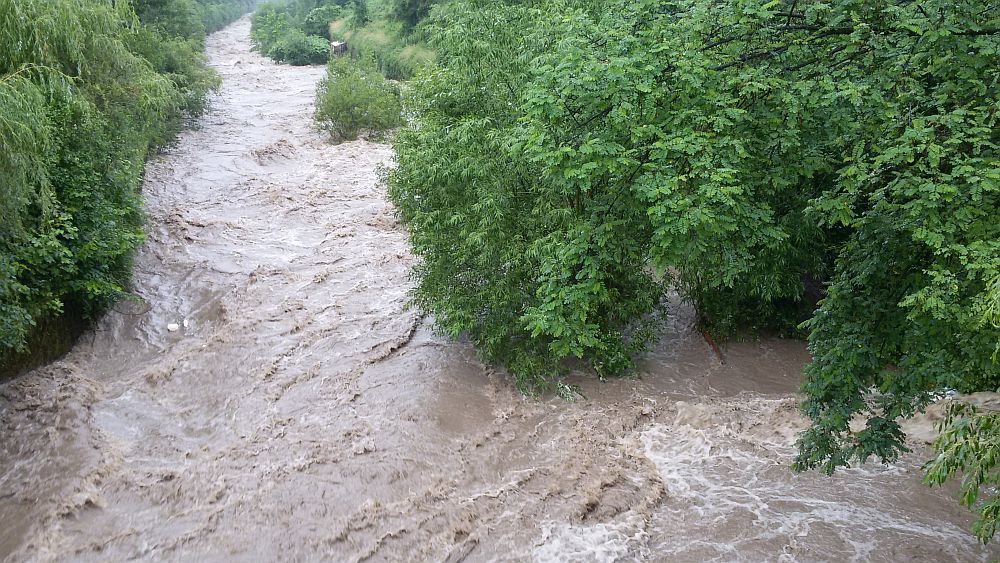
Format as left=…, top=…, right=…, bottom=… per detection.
left=923, top=279, right=1000, bottom=543
left=389, top=1, right=665, bottom=393
left=388, top=0, right=1000, bottom=490
left=390, top=0, right=435, bottom=32
left=251, top=3, right=294, bottom=54
left=926, top=400, right=1000, bottom=543
left=134, top=0, right=207, bottom=41
left=304, top=5, right=343, bottom=38
left=350, top=0, right=370, bottom=28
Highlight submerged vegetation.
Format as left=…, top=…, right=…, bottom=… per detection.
left=381, top=0, right=1000, bottom=539
left=315, top=58, right=402, bottom=142
left=0, top=0, right=254, bottom=369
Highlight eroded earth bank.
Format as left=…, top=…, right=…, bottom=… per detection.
left=1, top=17, right=998, bottom=562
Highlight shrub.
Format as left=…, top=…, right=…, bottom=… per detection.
left=250, top=3, right=292, bottom=54
left=0, top=0, right=253, bottom=366
left=197, top=0, right=256, bottom=33
left=127, top=28, right=221, bottom=122
left=304, top=5, right=343, bottom=39
left=390, top=0, right=436, bottom=33
left=0, top=0, right=201, bottom=357
left=134, top=0, right=206, bottom=41
left=314, top=58, right=402, bottom=142
left=387, top=0, right=1000, bottom=407
left=926, top=401, right=1000, bottom=543
left=268, top=29, right=330, bottom=66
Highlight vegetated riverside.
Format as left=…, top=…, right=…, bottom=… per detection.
left=1, top=15, right=999, bottom=562
left=0, top=0, right=256, bottom=375
left=248, top=0, right=434, bottom=77
left=384, top=0, right=1000, bottom=542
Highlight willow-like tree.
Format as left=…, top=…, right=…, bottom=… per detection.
left=0, top=0, right=251, bottom=357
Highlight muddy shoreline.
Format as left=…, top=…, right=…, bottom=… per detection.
left=1, top=17, right=997, bottom=562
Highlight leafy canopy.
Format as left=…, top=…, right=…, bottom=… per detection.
left=388, top=0, right=1000, bottom=479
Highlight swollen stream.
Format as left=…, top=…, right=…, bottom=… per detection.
left=1, top=18, right=997, bottom=562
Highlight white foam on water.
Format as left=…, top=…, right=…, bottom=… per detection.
left=638, top=399, right=991, bottom=561
left=533, top=514, right=649, bottom=563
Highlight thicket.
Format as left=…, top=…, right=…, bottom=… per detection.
left=390, top=0, right=435, bottom=33
left=387, top=0, right=1000, bottom=538
left=327, top=16, right=433, bottom=80
left=201, top=0, right=260, bottom=32
left=0, top=0, right=252, bottom=365
left=248, top=0, right=438, bottom=78
left=250, top=0, right=346, bottom=65
left=314, top=57, right=402, bottom=141
left=300, top=0, right=438, bottom=81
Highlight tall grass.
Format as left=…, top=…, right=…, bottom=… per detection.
left=329, top=18, right=433, bottom=80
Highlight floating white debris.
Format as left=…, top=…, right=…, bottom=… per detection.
left=167, top=323, right=180, bottom=332
left=182, top=318, right=190, bottom=328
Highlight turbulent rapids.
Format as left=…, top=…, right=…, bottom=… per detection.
left=1, top=17, right=997, bottom=562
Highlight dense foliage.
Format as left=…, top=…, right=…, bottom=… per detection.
left=389, top=1, right=663, bottom=394
left=389, top=0, right=435, bottom=33
left=926, top=400, right=1000, bottom=543
left=924, top=281, right=1000, bottom=542
left=387, top=0, right=1000, bottom=493
left=314, top=57, right=402, bottom=141
left=250, top=0, right=345, bottom=65
left=328, top=18, right=430, bottom=79
left=270, top=29, right=332, bottom=64
left=0, top=0, right=252, bottom=360
left=350, top=0, right=371, bottom=28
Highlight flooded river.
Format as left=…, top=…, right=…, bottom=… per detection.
left=1, top=17, right=997, bottom=562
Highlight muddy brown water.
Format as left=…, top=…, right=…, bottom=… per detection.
left=1, top=17, right=997, bottom=562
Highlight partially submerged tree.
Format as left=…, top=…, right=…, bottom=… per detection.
left=389, top=0, right=999, bottom=537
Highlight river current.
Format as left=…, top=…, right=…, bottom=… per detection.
left=1, top=17, right=996, bottom=562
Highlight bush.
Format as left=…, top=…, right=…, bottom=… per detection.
left=390, top=0, right=436, bottom=33
left=268, top=29, right=329, bottom=65
left=314, top=58, right=402, bottom=142
left=251, top=2, right=331, bottom=66
left=926, top=401, right=1000, bottom=543
left=0, top=0, right=224, bottom=358
left=304, top=5, right=343, bottom=39
left=387, top=0, right=1000, bottom=408
left=348, top=0, right=370, bottom=29
left=127, top=28, right=221, bottom=122
left=250, top=3, right=293, bottom=54
left=134, top=0, right=206, bottom=41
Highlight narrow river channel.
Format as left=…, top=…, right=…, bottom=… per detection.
left=1, top=17, right=997, bottom=562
